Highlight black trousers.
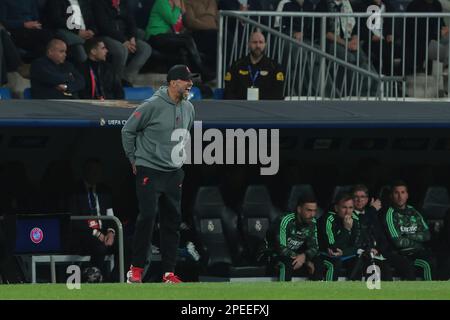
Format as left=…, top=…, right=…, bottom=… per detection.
left=191, top=29, right=217, bottom=68
left=1, top=29, right=22, bottom=84
left=385, top=250, right=436, bottom=280
left=131, top=166, right=184, bottom=272
left=71, top=229, right=113, bottom=271
left=9, top=28, right=54, bottom=59
left=148, top=33, right=205, bottom=74
left=273, top=255, right=325, bottom=281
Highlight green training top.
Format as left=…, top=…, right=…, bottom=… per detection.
left=384, top=205, right=430, bottom=254
left=266, top=213, right=319, bottom=260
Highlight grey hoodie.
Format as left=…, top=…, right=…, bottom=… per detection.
left=121, top=86, right=195, bottom=171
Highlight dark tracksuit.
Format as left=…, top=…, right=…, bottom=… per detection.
left=383, top=205, right=436, bottom=280
left=355, top=207, right=393, bottom=281
left=224, top=55, right=285, bottom=100
left=266, top=213, right=324, bottom=281
left=121, top=87, right=195, bottom=273
left=319, top=211, right=361, bottom=281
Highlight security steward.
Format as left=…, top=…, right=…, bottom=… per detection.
left=224, top=30, right=285, bottom=100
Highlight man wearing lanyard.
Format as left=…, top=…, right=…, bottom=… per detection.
left=69, top=159, right=117, bottom=280
left=224, top=30, right=285, bottom=100
left=78, top=37, right=124, bottom=100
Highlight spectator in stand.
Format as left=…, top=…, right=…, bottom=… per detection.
left=275, top=0, right=324, bottom=96
left=0, top=24, right=30, bottom=85
left=30, top=38, right=85, bottom=99
left=42, top=0, right=98, bottom=64
left=275, top=0, right=316, bottom=42
left=356, top=0, right=400, bottom=76
left=218, top=0, right=275, bottom=26
left=145, top=0, right=214, bottom=82
left=184, top=0, right=219, bottom=70
left=405, top=0, right=449, bottom=74
left=78, top=37, right=124, bottom=100
left=315, top=0, right=377, bottom=96
left=0, top=0, right=54, bottom=59
left=92, top=0, right=152, bottom=87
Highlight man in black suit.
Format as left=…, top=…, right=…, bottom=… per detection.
left=30, top=38, right=85, bottom=99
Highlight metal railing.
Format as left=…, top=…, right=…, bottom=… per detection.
left=0, top=214, right=125, bottom=283
left=217, top=11, right=450, bottom=100
left=71, top=215, right=124, bottom=283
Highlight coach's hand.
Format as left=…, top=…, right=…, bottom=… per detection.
left=131, top=163, right=137, bottom=175
left=104, top=231, right=115, bottom=247
left=292, top=253, right=306, bottom=270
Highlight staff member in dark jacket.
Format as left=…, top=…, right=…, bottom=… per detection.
left=42, top=0, right=98, bottom=63
left=92, top=0, right=151, bottom=86
left=224, top=31, right=285, bottom=100
left=352, top=184, right=393, bottom=281
left=30, top=38, right=85, bottom=99
left=69, top=158, right=122, bottom=281
left=78, top=37, right=124, bottom=100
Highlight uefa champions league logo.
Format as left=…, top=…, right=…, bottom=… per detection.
left=30, top=227, right=44, bottom=244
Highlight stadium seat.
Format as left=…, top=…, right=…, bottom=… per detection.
left=421, top=186, right=450, bottom=219
left=23, top=88, right=32, bottom=99
left=240, top=185, right=281, bottom=263
left=285, top=184, right=324, bottom=219
left=192, top=186, right=265, bottom=277
left=189, top=86, right=202, bottom=100
left=285, top=184, right=316, bottom=212
left=213, top=88, right=224, bottom=100
left=193, top=186, right=242, bottom=267
left=330, top=185, right=353, bottom=204
left=378, top=185, right=391, bottom=208
left=0, top=87, right=12, bottom=100
left=123, top=86, right=154, bottom=101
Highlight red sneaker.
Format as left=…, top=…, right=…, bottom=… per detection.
left=127, top=265, right=144, bottom=283
left=162, top=272, right=183, bottom=283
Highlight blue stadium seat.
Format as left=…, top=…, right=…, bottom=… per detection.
left=189, top=86, right=202, bottom=100
left=123, top=86, right=154, bottom=101
left=23, top=88, right=32, bottom=99
left=0, top=87, right=12, bottom=100
left=213, top=88, right=224, bottom=100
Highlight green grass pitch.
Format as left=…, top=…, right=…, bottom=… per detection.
left=1, top=281, right=450, bottom=300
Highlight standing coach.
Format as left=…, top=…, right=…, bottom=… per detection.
left=121, top=65, right=195, bottom=283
